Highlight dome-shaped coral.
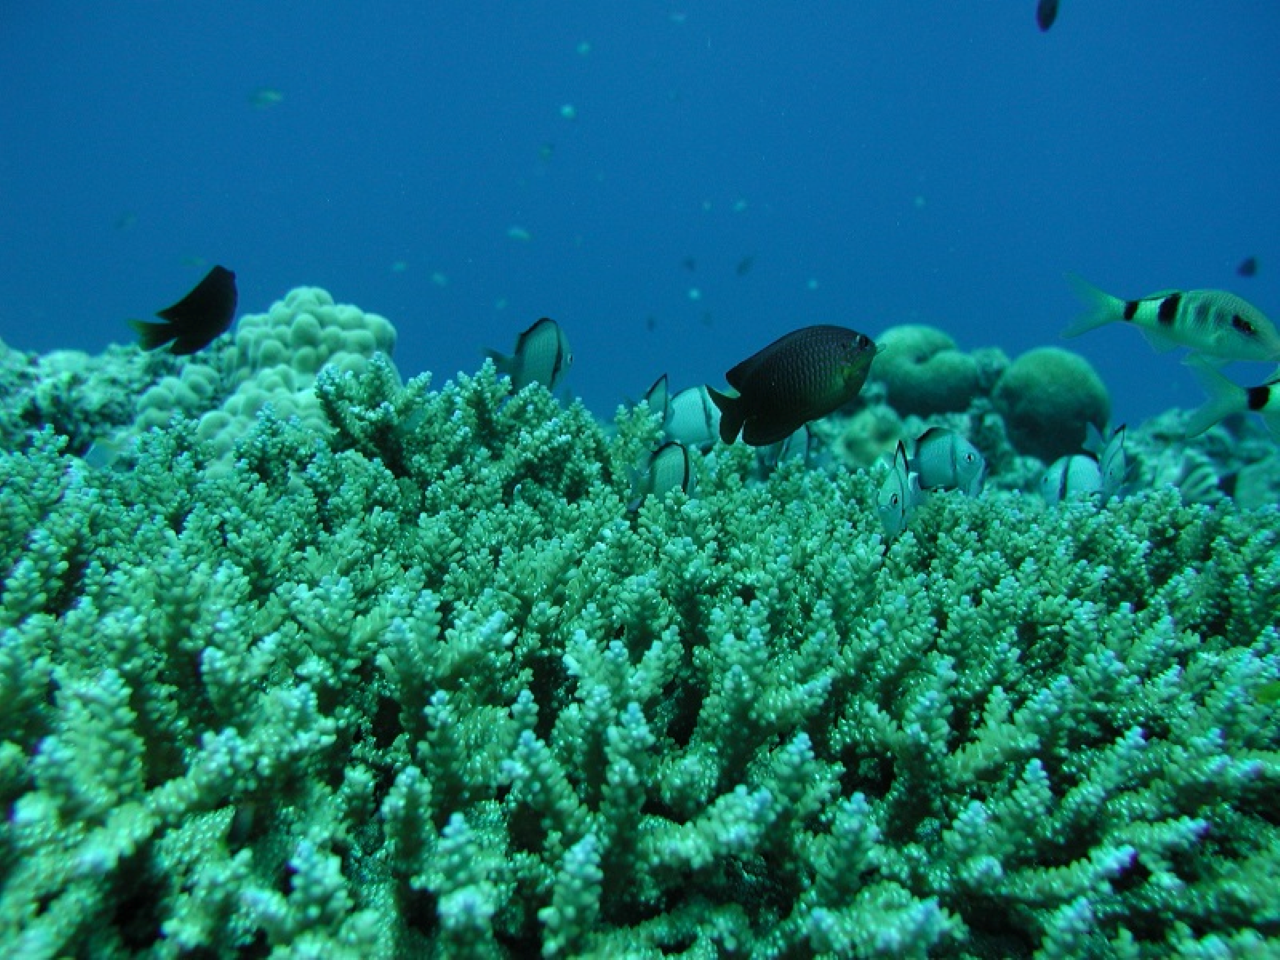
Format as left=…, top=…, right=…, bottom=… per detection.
left=993, top=347, right=1110, bottom=462
left=874, top=325, right=982, bottom=416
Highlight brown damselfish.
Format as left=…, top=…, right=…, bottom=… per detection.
left=708, top=324, right=878, bottom=446
left=130, top=265, right=238, bottom=355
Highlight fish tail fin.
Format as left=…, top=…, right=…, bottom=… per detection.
left=1183, top=355, right=1245, bottom=437
left=1062, top=273, right=1125, bottom=338
left=706, top=387, right=743, bottom=444
left=129, top=318, right=174, bottom=352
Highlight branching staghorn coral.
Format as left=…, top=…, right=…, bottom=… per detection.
left=0, top=335, right=1278, bottom=957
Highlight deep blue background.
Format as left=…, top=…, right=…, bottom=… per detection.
left=3, top=2, right=1278, bottom=428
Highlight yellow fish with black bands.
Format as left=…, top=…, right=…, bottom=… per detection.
left=708, top=325, right=877, bottom=446
left=1064, top=273, right=1280, bottom=363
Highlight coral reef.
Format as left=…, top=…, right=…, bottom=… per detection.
left=1, top=292, right=1278, bottom=957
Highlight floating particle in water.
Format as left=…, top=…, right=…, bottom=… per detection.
left=250, top=87, right=284, bottom=109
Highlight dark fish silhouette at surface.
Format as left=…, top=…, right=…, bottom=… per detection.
left=1037, top=0, right=1059, bottom=31
left=708, top=325, right=878, bottom=446
left=130, top=265, right=238, bottom=355
left=1238, top=256, right=1259, bottom=278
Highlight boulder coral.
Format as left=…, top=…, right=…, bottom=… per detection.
left=993, top=346, right=1111, bottom=463
left=873, top=325, right=984, bottom=417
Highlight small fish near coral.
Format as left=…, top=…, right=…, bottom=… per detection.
left=1039, top=454, right=1103, bottom=503
left=708, top=325, right=878, bottom=446
left=1063, top=273, right=1280, bottom=363
left=129, top=265, right=238, bottom=355
left=912, top=427, right=986, bottom=497
left=878, top=440, right=927, bottom=542
left=1040, top=423, right=1128, bottom=504
left=1082, top=423, right=1129, bottom=497
left=641, top=373, right=671, bottom=426
left=485, top=317, right=573, bottom=391
left=666, top=385, right=722, bottom=451
left=628, top=440, right=695, bottom=510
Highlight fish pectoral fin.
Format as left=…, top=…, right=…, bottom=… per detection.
left=1139, top=327, right=1183, bottom=353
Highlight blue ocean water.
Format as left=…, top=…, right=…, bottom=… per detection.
left=2, top=2, right=1277, bottom=431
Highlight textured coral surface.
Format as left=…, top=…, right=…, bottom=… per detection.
left=1, top=300, right=1278, bottom=958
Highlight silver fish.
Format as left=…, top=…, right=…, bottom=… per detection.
left=666, top=385, right=722, bottom=450
left=1040, top=454, right=1101, bottom=503
left=485, top=317, right=573, bottom=391
left=1083, top=423, right=1128, bottom=500
left=756, top=425, right=812, bottom=475
left=1064, top=273, right=1280, bottom=363
left=643, top=373, right=671, bottom=426
left=913, top=427, right=986, bottom=497
left=629, top=441, right=694, bottom=510
left=879, top=441, right=927, bottom=541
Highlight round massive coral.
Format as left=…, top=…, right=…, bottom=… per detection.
left=874, top=325, right=984, bottom=416
left=993, top=346, right=1110, bottom=462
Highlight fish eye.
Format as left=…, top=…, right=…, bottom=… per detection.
left=1231, top=314, right=1257, bottom=337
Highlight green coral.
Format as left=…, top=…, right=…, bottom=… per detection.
left=0, top=304, right=1278, bottom=958
left=873, top=324, right=989, bottom=417
left=993, top=346, right=1111, bottom=462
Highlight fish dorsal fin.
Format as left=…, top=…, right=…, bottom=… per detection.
left=156, top=265, right=236, bottom=325
left=725, top=353, right=766, bottom=390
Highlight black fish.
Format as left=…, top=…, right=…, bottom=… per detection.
left=1037, top=0, right=1059, bottom=31
left=130, top=265, right=238, bottom=355
left=708, top=324, right=877, bottom=446
left=1238, top=256, right=1259, bottom=278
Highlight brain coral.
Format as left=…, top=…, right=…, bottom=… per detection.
left=993, top=346, right=1110, bottom=462
left=873, top=325, right=984, bottom=417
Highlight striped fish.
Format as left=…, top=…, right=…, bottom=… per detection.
left=485, top=317, right=572, bottom=391
left=1063, top=274, right=1280, bottom=363
left=1183, top=356, right=1280, bottom=438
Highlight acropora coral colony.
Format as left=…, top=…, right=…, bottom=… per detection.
left=1, top=287, right=1277, bottom=958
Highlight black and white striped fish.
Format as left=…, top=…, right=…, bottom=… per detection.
left=485, top=317, right=573, bottom=391
left=1064, top=274, right=1280, bottom=363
